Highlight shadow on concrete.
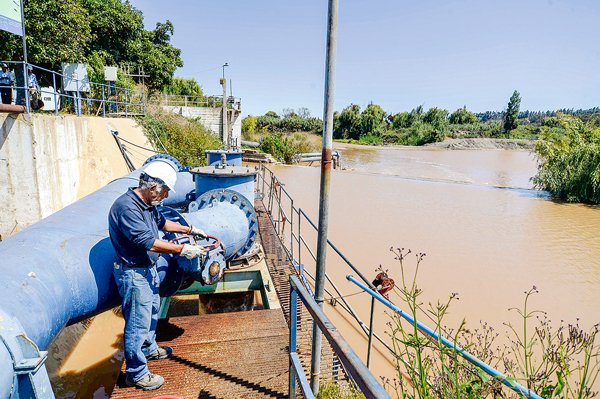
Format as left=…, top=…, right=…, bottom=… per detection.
left=0, top=113, right=17, bottom=151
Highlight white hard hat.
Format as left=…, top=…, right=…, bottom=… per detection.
left=143, top=160, right=177, bottom=192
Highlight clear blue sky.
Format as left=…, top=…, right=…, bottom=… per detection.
left=130, top=0, right=599, bottom=117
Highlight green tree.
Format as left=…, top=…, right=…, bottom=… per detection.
left=241, top=115, right=258, bottom=135
left=130, top=21, right=183, bottom=91
left=81, top=0, right=143, bottom=65
left=334, top=104, right=362, bottom=139
left=360, top=103, right=387, bottom=135
left=503, top=90, right=521, bottom=133
left=392, top=112, right=412, bottom=129
left=163, top=77, right=204, bottom=97
left=423, top=107, right=449, bottom=126
left=449, top=107, right=478, bottom=124
left=423, top=107, right=449, bottom=142
left=0, top=0, right=182, bottom=91
left=533, top=114, right=600, bottom=203
left=0, top=0, right=92, bottom=68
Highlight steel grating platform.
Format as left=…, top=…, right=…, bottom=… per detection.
left=255, top=201, right=347, bottom=386
left=110, top=310, right=289, bottom=399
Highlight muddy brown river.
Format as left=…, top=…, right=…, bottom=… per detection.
left=48, top=143, right=600, bottom=396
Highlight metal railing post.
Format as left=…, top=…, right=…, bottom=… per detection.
left=261, top=165, right=266, bottom=197
left=298, top=208, right=302, bottom=275
left=75, top=78, right=80, bottom=116
left=125, top=89, right=128, bottom=117
left=289, top=284, right=298, bottom=399
left=366, top=297, right=375, bottom=368
left=290, top=199, right=294, bottom=260
left=52, top=72, right=58, bottom=116
left=23, top=62, right=30, bottom=113
left=102, top=85, right=106, bottom=117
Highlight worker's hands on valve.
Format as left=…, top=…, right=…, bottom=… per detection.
left=189, top=226, right=207, bottom=239
left=180, top=244, right=207, bottom=259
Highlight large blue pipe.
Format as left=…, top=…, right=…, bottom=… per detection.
left=0, top=159, right=257, bottom=398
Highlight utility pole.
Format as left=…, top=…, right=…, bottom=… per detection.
left=19, top=0, right=30, bottom=113
left=310, top=0, right=338, bottom=396
left=221, top=63, right=229, bottom=148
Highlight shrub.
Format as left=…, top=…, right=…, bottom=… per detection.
left=139, top=109, right=222, bottom=167
left=259, top=132, right=320, bottom=164
left=449, top=107, right=479, bottom=124
left=358, top=133, right=383, bottom=145
left=242, top=115, right=257, bottom=136
left=533, top=114, right=600, bottom=203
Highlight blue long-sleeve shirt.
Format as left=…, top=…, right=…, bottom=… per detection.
left=108, top=188, right=166, bottom=267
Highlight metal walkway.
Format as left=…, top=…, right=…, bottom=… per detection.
left=110, top=310, right=289, bottom=399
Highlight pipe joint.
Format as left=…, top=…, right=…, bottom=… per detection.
left=0, top=310, right=54, bottom=398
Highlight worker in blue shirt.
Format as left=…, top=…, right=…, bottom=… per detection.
left=0, top=63, right=14, bottom=104
left=109, top=160, right=207, bottom=391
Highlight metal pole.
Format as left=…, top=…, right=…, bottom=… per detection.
left=366, top=297, right=375, bottom=368
left=289, top=284, right=298, bottom=399
left=310, top=0, right=338, bottom=394
left=222, top=78, right=228, bottom=148
left=52, top=72, right=58, bottom=116
left=19, top=1, right=30, bottom=113
left=102, top=85, right=106, bottom=117
left=75, top=78, right=80, bottom=116
left=19, top=0, right=27, bottom=65
left=298, top=208, right=302, bottom=275
left=290, top=199, right=294, bottom=260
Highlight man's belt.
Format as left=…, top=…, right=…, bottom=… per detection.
left=116, top=259, right=155, bottom=268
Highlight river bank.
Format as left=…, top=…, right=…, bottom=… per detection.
left=334, top=137, right=536, bottom=152
left=425, top=137, right=536, bottom=150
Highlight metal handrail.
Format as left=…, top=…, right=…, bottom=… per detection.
left=289, top=275, right=390, bottom=399
left=257, top=164, right=384, bottom=367
left=257, top=164, right=543, bottom=398
left=0, top=60, right=145, bottom=117
left=160, top=93, right=242, bottom=110
left=346, top=275, right=544, bottom=399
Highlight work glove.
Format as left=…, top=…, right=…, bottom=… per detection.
left=189, top=226, right=207, bottom=239
left=180, top=244, right=207, bottom=260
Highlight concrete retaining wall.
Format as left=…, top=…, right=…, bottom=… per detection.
left=0, top=113, right=152, bottom=239
left=162, top=105, right=241, bottom=146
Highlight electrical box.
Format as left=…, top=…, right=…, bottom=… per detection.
left=104, top=66, right=118, bottom=82
left=40, top=86, right=60, bottom=111
left=61, top=63, right=90, bottom=92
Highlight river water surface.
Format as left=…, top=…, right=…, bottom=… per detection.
left=49, top=143, right=600, bottom=396
left=271, top=142, right=600, bottom=381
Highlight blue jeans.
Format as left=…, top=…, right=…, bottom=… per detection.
left=113, top=263, right=160, bottom=382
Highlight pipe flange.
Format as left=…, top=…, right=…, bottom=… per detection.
left=191, top=189, right=258, bottom=258
left=144, top=154, right=185, bottom=172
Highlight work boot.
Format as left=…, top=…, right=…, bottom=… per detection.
left=147, top=345, right=173, bottom=360
left=125, top=372, right=164, bottom=391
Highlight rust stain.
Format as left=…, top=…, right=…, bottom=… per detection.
left=110, top=311, right=289, bottom=399
left=320, top=148, right=333, bottom=172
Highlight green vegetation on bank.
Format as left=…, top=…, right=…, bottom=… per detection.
left=533, top=114, right=600, bottom=204
left=0, top=0, right=182, bottom=91
left=242, top=108, right=321, bottom=163
left=383, top=247, right=600, bottom=398
left=139, top=108, right=222, bottom=166
left=243, top=92, right=600, bottom=150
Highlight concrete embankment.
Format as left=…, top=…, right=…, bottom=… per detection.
left=0, top=113, right=153, bottom=239
left=425, top=137, right=536, bottom=150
